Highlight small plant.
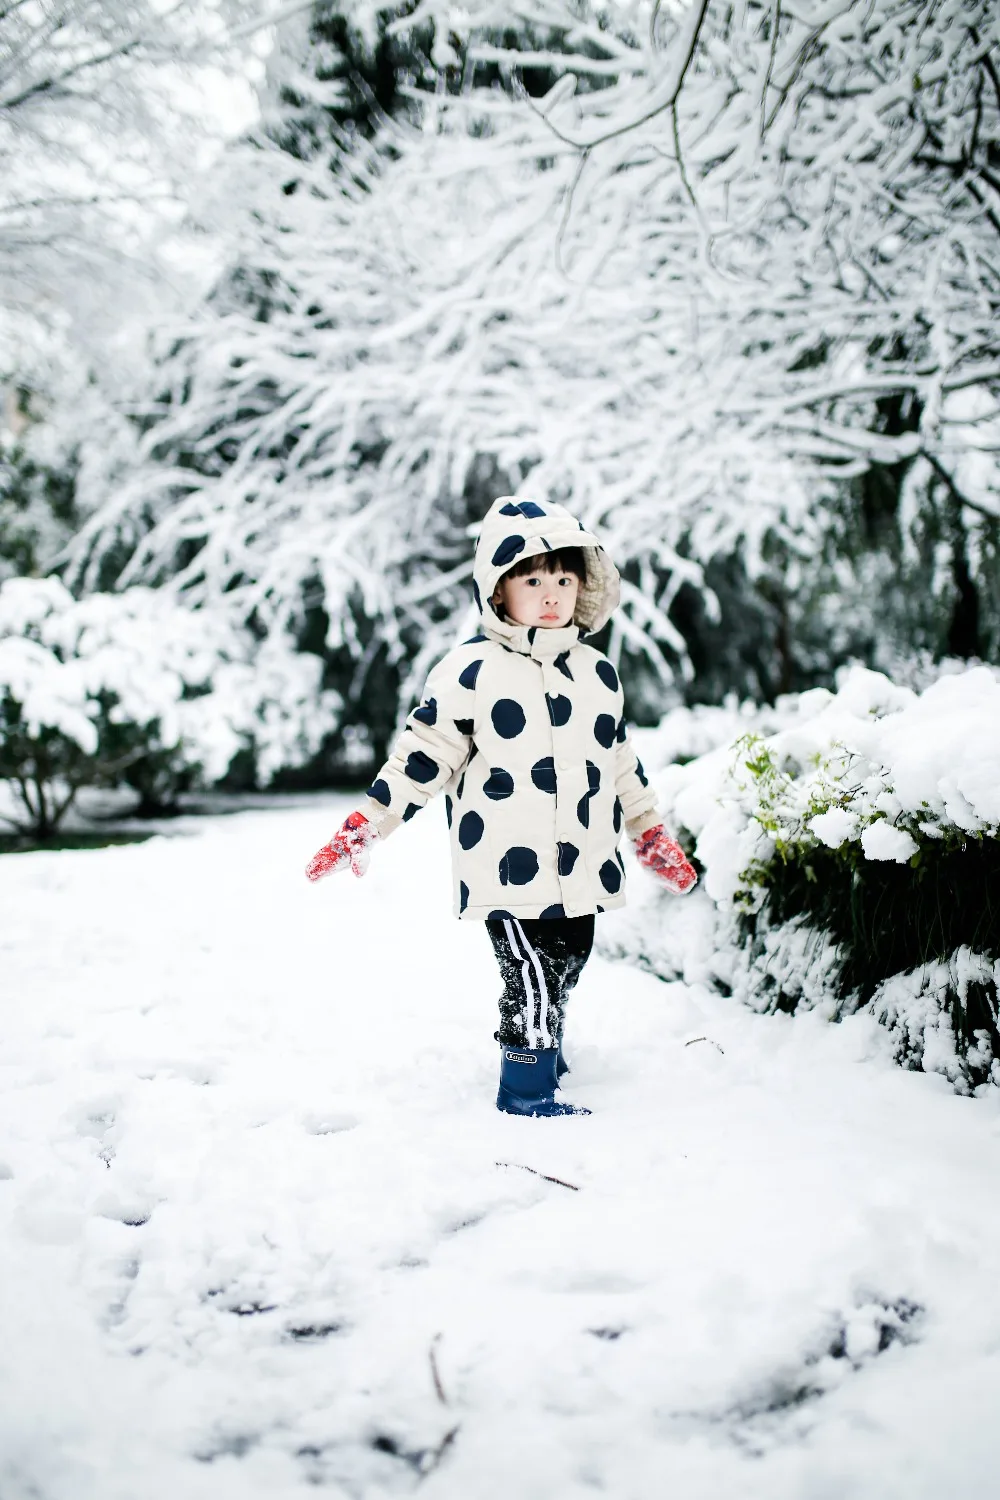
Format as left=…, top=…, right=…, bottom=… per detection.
left=653, top=667, right=1000, bottom=1091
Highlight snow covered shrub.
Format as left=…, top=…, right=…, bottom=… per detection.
left=650, top=667, right=1000, bottom=1091
left=0, top=578, right=339, bottom=834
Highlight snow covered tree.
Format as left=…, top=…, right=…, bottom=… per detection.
left=69, top=0, right=1000, bottom=739
left=0, top=0, right=314, bottom=599
left=0, top=0, right=299, bottom=335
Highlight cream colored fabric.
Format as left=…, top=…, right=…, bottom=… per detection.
left=363, top=495, right=659, bottom=921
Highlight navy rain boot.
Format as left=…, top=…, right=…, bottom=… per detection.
left=497, top=1045, right=590, bottom=1117
left=556, top=1041, right=569, bottom=1081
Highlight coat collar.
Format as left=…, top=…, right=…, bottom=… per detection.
left=482, top=613, right=580, bottom=660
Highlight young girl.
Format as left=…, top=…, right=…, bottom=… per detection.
left=306, top=496, right=697, bottom=1116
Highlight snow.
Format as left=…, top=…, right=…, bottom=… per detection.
left=3, top=797, right=1000, bottom=1497
left=860, top=822, right=919, bottom=864
left=809, top=807, right=860, bottom=849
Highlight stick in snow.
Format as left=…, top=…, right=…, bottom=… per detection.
left=684, top=1036, right=725, bottom=1054
left=496, top=1161, right=580, bottom=1191
left=429, top=1334, right=448, bottom=1406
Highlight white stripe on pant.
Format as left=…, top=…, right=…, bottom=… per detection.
left=502, top=917, right=552, bottom=1049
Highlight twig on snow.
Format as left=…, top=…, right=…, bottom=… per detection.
left=429, top=1334, right=448, bottom=1406
left=496, top=1161, right=580, bottom=1191
left=684, top=1036, right=725, bottom=1053
left=419, top=1424, right=459, bottom=1480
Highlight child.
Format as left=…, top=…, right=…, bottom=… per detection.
left=306, top=496, right=697, bottom=1116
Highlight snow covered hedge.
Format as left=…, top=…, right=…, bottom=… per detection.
left=620, top=666, right=1000, bottom=1093
left=0, top=578, right=340, bottom=835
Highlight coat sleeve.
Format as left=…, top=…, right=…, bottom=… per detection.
left=614, top=717, right=661, bottom=841
left=361, top=650, right=474, bottom=838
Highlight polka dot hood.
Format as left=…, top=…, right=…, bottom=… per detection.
left=363, top=496, right=660, bottom=921
left=472, top=496, right=621, bottom=638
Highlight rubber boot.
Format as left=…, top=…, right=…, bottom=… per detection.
left=496, top=1045, right=590, bottom=1117
left=556, top=1041, right=569, bottom=1081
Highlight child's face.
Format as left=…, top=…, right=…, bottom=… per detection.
left=492, top=563, right=580, bottom=629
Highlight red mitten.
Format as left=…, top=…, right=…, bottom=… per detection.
left=305, top=810, right=378, bottom=881
left=634, top=824, right=698, bottom=894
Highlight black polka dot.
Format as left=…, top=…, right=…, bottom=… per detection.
left=456, top=772, right=466, bottom=799
left=405, top=750, right=439, bottom=784
left=616, top=717, right=627, bottom=743
left=527, top=627, right=537, bottom=644
left=413, top=697, right=437, bottom=726
left=613, top=796, right=623, bottom=833
left=596, top=904, right=605, bottom=914
left=554, top=651, right=574, bottom=681
left=367, top=778, right=391, bottom=807
left=492, top=699, right=526, bottom=738
left=616, top=849, right=625, bottom=872
left=577, top=794, right=591, bottom=829
left=463, top=634, right=486, bottom=644
left=458, top=811, right=484, bottom=849
left=586, top=761, right=601, bottom=794
left=467, top=744, right=479, bottom=763
left=546, top=693, right=572, bottom=727
left=484, top=767, right=514, bottom=801
left=499, top=500, right=546, bottom=518
left=596, top=660, right=619, bottom=692
left=459, top=658, right=483, bottom=690
left=636, top=759, right=649, bottom=788
left=403, top=802, right=422, bottom=822
left=492, top=534, right=526, bottom=569
left=444, top=795, right=453, bottom=827
left=594, top=714, right=617, bottom=749
left=488, top=910, right=513, bottom=921
left=599, top=859, right=622, bottom=894
left=531, top=757, right=557, bottom=794
left=539, top=903, right=565, bottom=919
left=499, top=847, right=539, bottom=886
left=557, top=841, right=579, bottom=877
left=473, top=580, right=482, bottom=610
left=459, top=881, right=469, bottom=913
left=455, top=717, right=474, bottom=736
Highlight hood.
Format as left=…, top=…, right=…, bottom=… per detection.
left=472, top=496, right=621, bottom=641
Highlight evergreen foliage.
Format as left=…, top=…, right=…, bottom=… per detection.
left=648, top=667, right=1000, bottom=1090
left=740, top=835, right=1000, bottom=1085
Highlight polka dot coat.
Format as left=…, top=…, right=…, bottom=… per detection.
left=364, top=496, right=660, bottom=921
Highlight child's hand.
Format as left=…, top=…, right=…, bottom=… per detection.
left=305, top=810, right=377, bottom=881
left=633, top=825, right=698, bottom=894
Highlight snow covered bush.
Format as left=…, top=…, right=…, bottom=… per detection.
left=0, top=578, right=339, bottom=835
left=632, top=667, right=1000, bottom=1092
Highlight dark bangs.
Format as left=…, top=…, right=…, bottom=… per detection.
left=503, top=546, right=588, bottom=582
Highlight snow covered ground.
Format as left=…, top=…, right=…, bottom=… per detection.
left=2, top=796, right=1000, bottom=1500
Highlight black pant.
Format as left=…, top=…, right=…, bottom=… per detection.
left=486, top=916, right=595, bottom=1049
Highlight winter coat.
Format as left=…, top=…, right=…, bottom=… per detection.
left=363, top=496, right=660, bottom=921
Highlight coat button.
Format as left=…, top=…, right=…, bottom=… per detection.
left=558, top=759, right=570, bottom=770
